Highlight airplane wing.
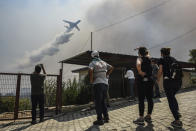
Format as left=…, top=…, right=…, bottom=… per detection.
left=75, top=25, right=80, bottom=31
left=63, top=20, right=73, bottom=24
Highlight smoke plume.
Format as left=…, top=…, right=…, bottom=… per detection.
left=17, top=32, right=74, bottom=69
left=86, top=0, right=196, bottom=61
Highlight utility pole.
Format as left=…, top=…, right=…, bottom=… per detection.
left=91, top=32, right=93, bottom=51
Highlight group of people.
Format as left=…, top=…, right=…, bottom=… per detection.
left=89, top=47, right=183, bottom=128
left=29, top=47, right=183, bottom=128
left=124, top=58, right=160, bottom=102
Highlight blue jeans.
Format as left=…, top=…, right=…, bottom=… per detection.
left=93, top=83, right=108, bottom=120
left=128, top=79, right=135, bottom=98
left=153, top=79, right=160, bottom=97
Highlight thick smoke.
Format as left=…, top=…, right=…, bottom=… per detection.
left=86, top=0, right=196, bottom=61
left=17, top=32, right=74, bottom=69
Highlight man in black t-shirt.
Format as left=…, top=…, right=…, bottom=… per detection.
left=30, top=64, right=47, bottom=124
left=157, top=48, right=182, bottom=128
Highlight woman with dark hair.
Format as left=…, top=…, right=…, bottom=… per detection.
left=133, top=47, right=154, bottom=125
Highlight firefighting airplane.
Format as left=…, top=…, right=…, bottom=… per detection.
left=63, top=19, right=81, bottom=32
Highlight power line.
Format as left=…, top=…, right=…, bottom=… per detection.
left=94, top=0, right=172, bottom=32
left=149, top=26, right=196, bottom=50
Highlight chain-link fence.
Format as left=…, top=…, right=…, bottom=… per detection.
left=0, top=73, right=60, bottom=120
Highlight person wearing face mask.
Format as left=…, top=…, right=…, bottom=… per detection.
left=89, top=50, right=113, bottom=125
left=133, top=47, right=154, bottom=125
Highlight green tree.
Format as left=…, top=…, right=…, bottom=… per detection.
left=189, top=49, right=196, bottom=64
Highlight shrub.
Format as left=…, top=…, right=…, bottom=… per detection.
left=0, top=96, right=15, bottom=113
left=19, top=98, right=31, bottom=111
left=62, top=78, right=79, bottom=105
left=76, top=74, right=93, bottom=104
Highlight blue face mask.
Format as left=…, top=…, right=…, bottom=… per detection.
left=92, top=57, right=101, bottom=61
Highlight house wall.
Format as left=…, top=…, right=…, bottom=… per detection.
left=157, top=70, right=194, bottom=92
left=77, top=69, right=195, bottom=98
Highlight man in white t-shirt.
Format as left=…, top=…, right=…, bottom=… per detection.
left=124, top=68, right=135, bottom=101
left=89, top=50, right=113, bottom=125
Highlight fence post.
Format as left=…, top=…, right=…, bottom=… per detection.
left=56, top=75, right=60, bottom=115
left=59, top=69, right=63, bottom=113
left=14, top=74, right=21, bottom=120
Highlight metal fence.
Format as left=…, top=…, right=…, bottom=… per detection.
left=0, top=72, right=62, bottom=120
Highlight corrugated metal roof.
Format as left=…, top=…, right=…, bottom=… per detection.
left=60, top=50, right=196, bottom=68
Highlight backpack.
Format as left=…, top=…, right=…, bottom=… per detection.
left=165, top=57, right=183, bottom=81
left=141, top=57, right=153, bottom=79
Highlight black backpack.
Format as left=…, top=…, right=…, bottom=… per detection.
left=141, top=57, right=153, bottom=79
left=165, top=57, right=183, bottom=81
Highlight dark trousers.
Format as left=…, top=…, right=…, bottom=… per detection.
left=93, top=83, right=108, bottom=120
left=163, top=79, right=180, bottom=120
left=137, top=80, right=154, bottom=116
left=31, top=94, right=44, bottom=121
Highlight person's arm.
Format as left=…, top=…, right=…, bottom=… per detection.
left=89, top=62, right=94, bottom=84
left=40, top=64, right=47, bottom=75
left=136, top=58, right=145, bottom=77
left=89, top=69, right=93, bottom=84
left=157, top=65, right=163, bottom=82
left=106, top=66, right=114, bottom=77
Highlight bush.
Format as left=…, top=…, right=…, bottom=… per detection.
left=76, top=74, right=93, bottom=104
left=0, top=96, right=15, bottom=113
left=62, top=78, right=79, bottom=105
left=19, top=98, right=31, bottom=111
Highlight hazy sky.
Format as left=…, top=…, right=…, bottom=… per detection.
left=0, top=0, right=195, bottom=79
left=0, top=0, right=98, bottom=75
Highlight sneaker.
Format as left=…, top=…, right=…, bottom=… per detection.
left=39, top=118, right=44, bottom=123
left=133, top=118, right=144, bottom=125
left=171, top=120, right=183, bottom=128
left=104, top=117, right=109, bottom=123
left=31, top=120, right=37, bottom=125
left=144, top=115, right=152, bottom=123
left=93, top=120, right=104, bottom=125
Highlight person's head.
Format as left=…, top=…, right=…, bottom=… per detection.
left=138, top=47, right=148, bottom=57
left=160, top=48, right=171, bottom=57
left=34, top=64, right=41, bottom=74
left=91, top=50, right=99, bottom=58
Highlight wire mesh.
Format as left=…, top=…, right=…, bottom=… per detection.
left=0, top=74, right=17, bottom=120
left=0, top=73, right=58, bottom=120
